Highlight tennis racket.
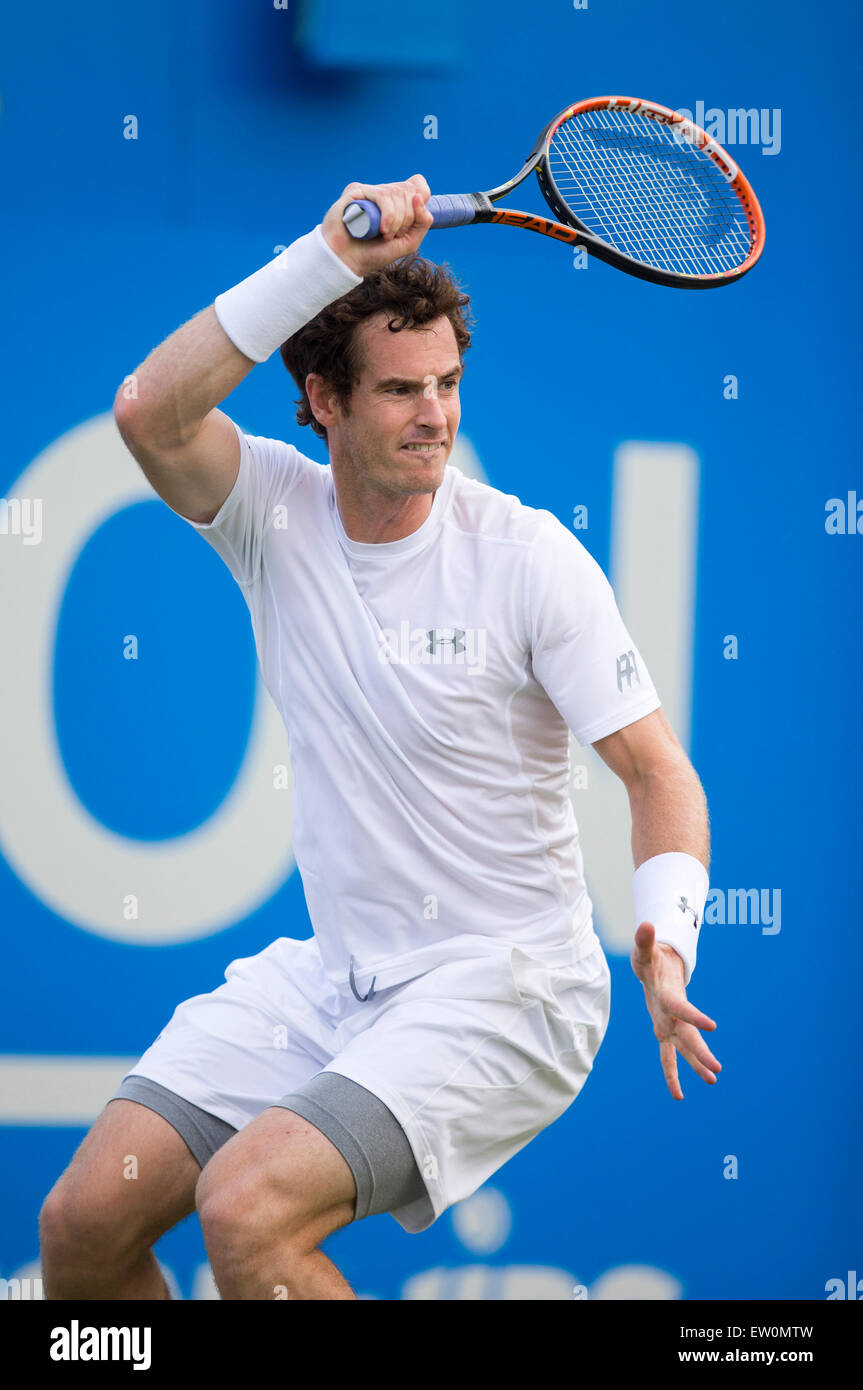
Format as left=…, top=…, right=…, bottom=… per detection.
left=342, top=96, right=765, bottom=289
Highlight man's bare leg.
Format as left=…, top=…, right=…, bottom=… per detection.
left=40, top=1098, right=200, bottom=1300
left=209, top=1237, right=357, bottom=1301
left=41, top=1244, right=175, bottom=1301
left=196, top=1108, right=359, bottom=1300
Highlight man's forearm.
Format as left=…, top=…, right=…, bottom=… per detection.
left=627, top=759, right=710, bottom=875
left=115, top=305, right=254, bottom=449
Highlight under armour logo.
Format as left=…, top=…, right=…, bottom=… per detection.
left=678, top=895, right=700, bottom=930
left=427, top=628, right=466, bottom=655
left=616, top=650, right=640, bottom=691
left=377, top=621, right=487, bottom=674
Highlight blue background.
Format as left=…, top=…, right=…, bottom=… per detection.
left=0, top=0, right=859, bottom=1299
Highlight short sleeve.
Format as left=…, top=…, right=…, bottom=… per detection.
left=528, top=516, right=662, bottom=745
left=181, top=419, right=305, bottom=587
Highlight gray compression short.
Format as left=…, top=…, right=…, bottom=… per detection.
left=110, top=1070, right=426, bottom=1222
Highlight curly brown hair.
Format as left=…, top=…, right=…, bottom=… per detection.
left=279, top=252, right=474, bottom=443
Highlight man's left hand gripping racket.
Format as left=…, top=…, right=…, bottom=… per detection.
left=342, top=96, right=765, bottom=289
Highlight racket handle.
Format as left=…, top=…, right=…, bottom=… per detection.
left=342, top=194, right=479, bottom=240
left=427, top=195, right=481, bottom=227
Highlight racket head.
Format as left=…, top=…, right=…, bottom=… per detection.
left=535, top=96, right=766, bottom=288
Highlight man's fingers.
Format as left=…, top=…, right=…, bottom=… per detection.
left=387, top=184, right=423, bottom=239
left=659, top=1038, right=683, bottom=1101
left=665, top=997, right=717, bottom=1032
left=396, top=182, right=420, bottom=233
left=659, top=1024, right=722, bottom=1095
left=413, top=191, right=434, bottom=226
left=631, top=921, right=657, bottom=970
left=339, top=178, right=432, bottom=247
left=634, top=919, right=720, bottom=1100
left=407, top=172, right=431, bottom=199
left=329, top=178, right=433, bottom=273
left=665, top=1021, right=721, bottom=1083
left=384, top=188, right=406, bottom=238
left=398, top=184, right=414, bottom=232
left=365, top=189, right=392, bottom=237
left=677, top=1040, right=721, bottom=1084
left=689, top=1040, right=721, bottom=1074
left=362, top=184, right=406, bottom=239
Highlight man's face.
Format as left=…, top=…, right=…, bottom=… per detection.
left=325, top=312, right=462, bottom=496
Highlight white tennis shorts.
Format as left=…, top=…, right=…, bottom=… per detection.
left=124, top=929, right=612, bottom=1233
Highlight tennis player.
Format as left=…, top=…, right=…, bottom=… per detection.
left=40, top=175, right=720, bottom=1301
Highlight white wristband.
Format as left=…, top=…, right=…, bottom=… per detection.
left=632, top=851, right=708, bottom=987
left=213, top=223, right=364, bottom=364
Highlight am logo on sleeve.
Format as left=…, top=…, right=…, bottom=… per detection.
left=616, top=649, right=641, bottom=692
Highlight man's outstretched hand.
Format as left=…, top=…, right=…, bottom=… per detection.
left=631, top=922, right=721, bottom=1100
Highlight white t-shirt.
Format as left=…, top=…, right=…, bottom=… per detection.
left=181, top=421, right=661, bottom=993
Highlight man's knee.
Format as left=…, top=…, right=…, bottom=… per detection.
left=196, top=1160, right=352, bottom=1257
left=40, top=1177, right=142, bottom=1269
left=197, top=1164, right=298, bottom=1247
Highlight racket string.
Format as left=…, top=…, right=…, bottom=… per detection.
left=548, top=107, right=751, bottom=277
left=553, top=112, right=746, bottom=273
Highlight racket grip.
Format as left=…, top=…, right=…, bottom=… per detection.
left=342, top=194, right=479, bottom=240
left=426, top=194, right=480, bottom=227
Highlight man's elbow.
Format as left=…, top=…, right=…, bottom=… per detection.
left=113, top=386, right=187, bottom=457
left=113, top=383, right=141, bottom=445
left=628, top=746, right=702, bottom=800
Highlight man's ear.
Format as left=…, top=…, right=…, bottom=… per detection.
left=305, top=372, right=346, bottom=436
left=306, top=372, right=337, bottom=431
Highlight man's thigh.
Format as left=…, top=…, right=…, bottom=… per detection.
left=195, top=1102, right=357, bottom=1252
left=42, top=1097, right=201, bottom=1256
left=195, top=1071, right=427, bottom=1239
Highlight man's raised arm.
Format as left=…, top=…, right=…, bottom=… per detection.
left=113, top=307, right=252, bottom=525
